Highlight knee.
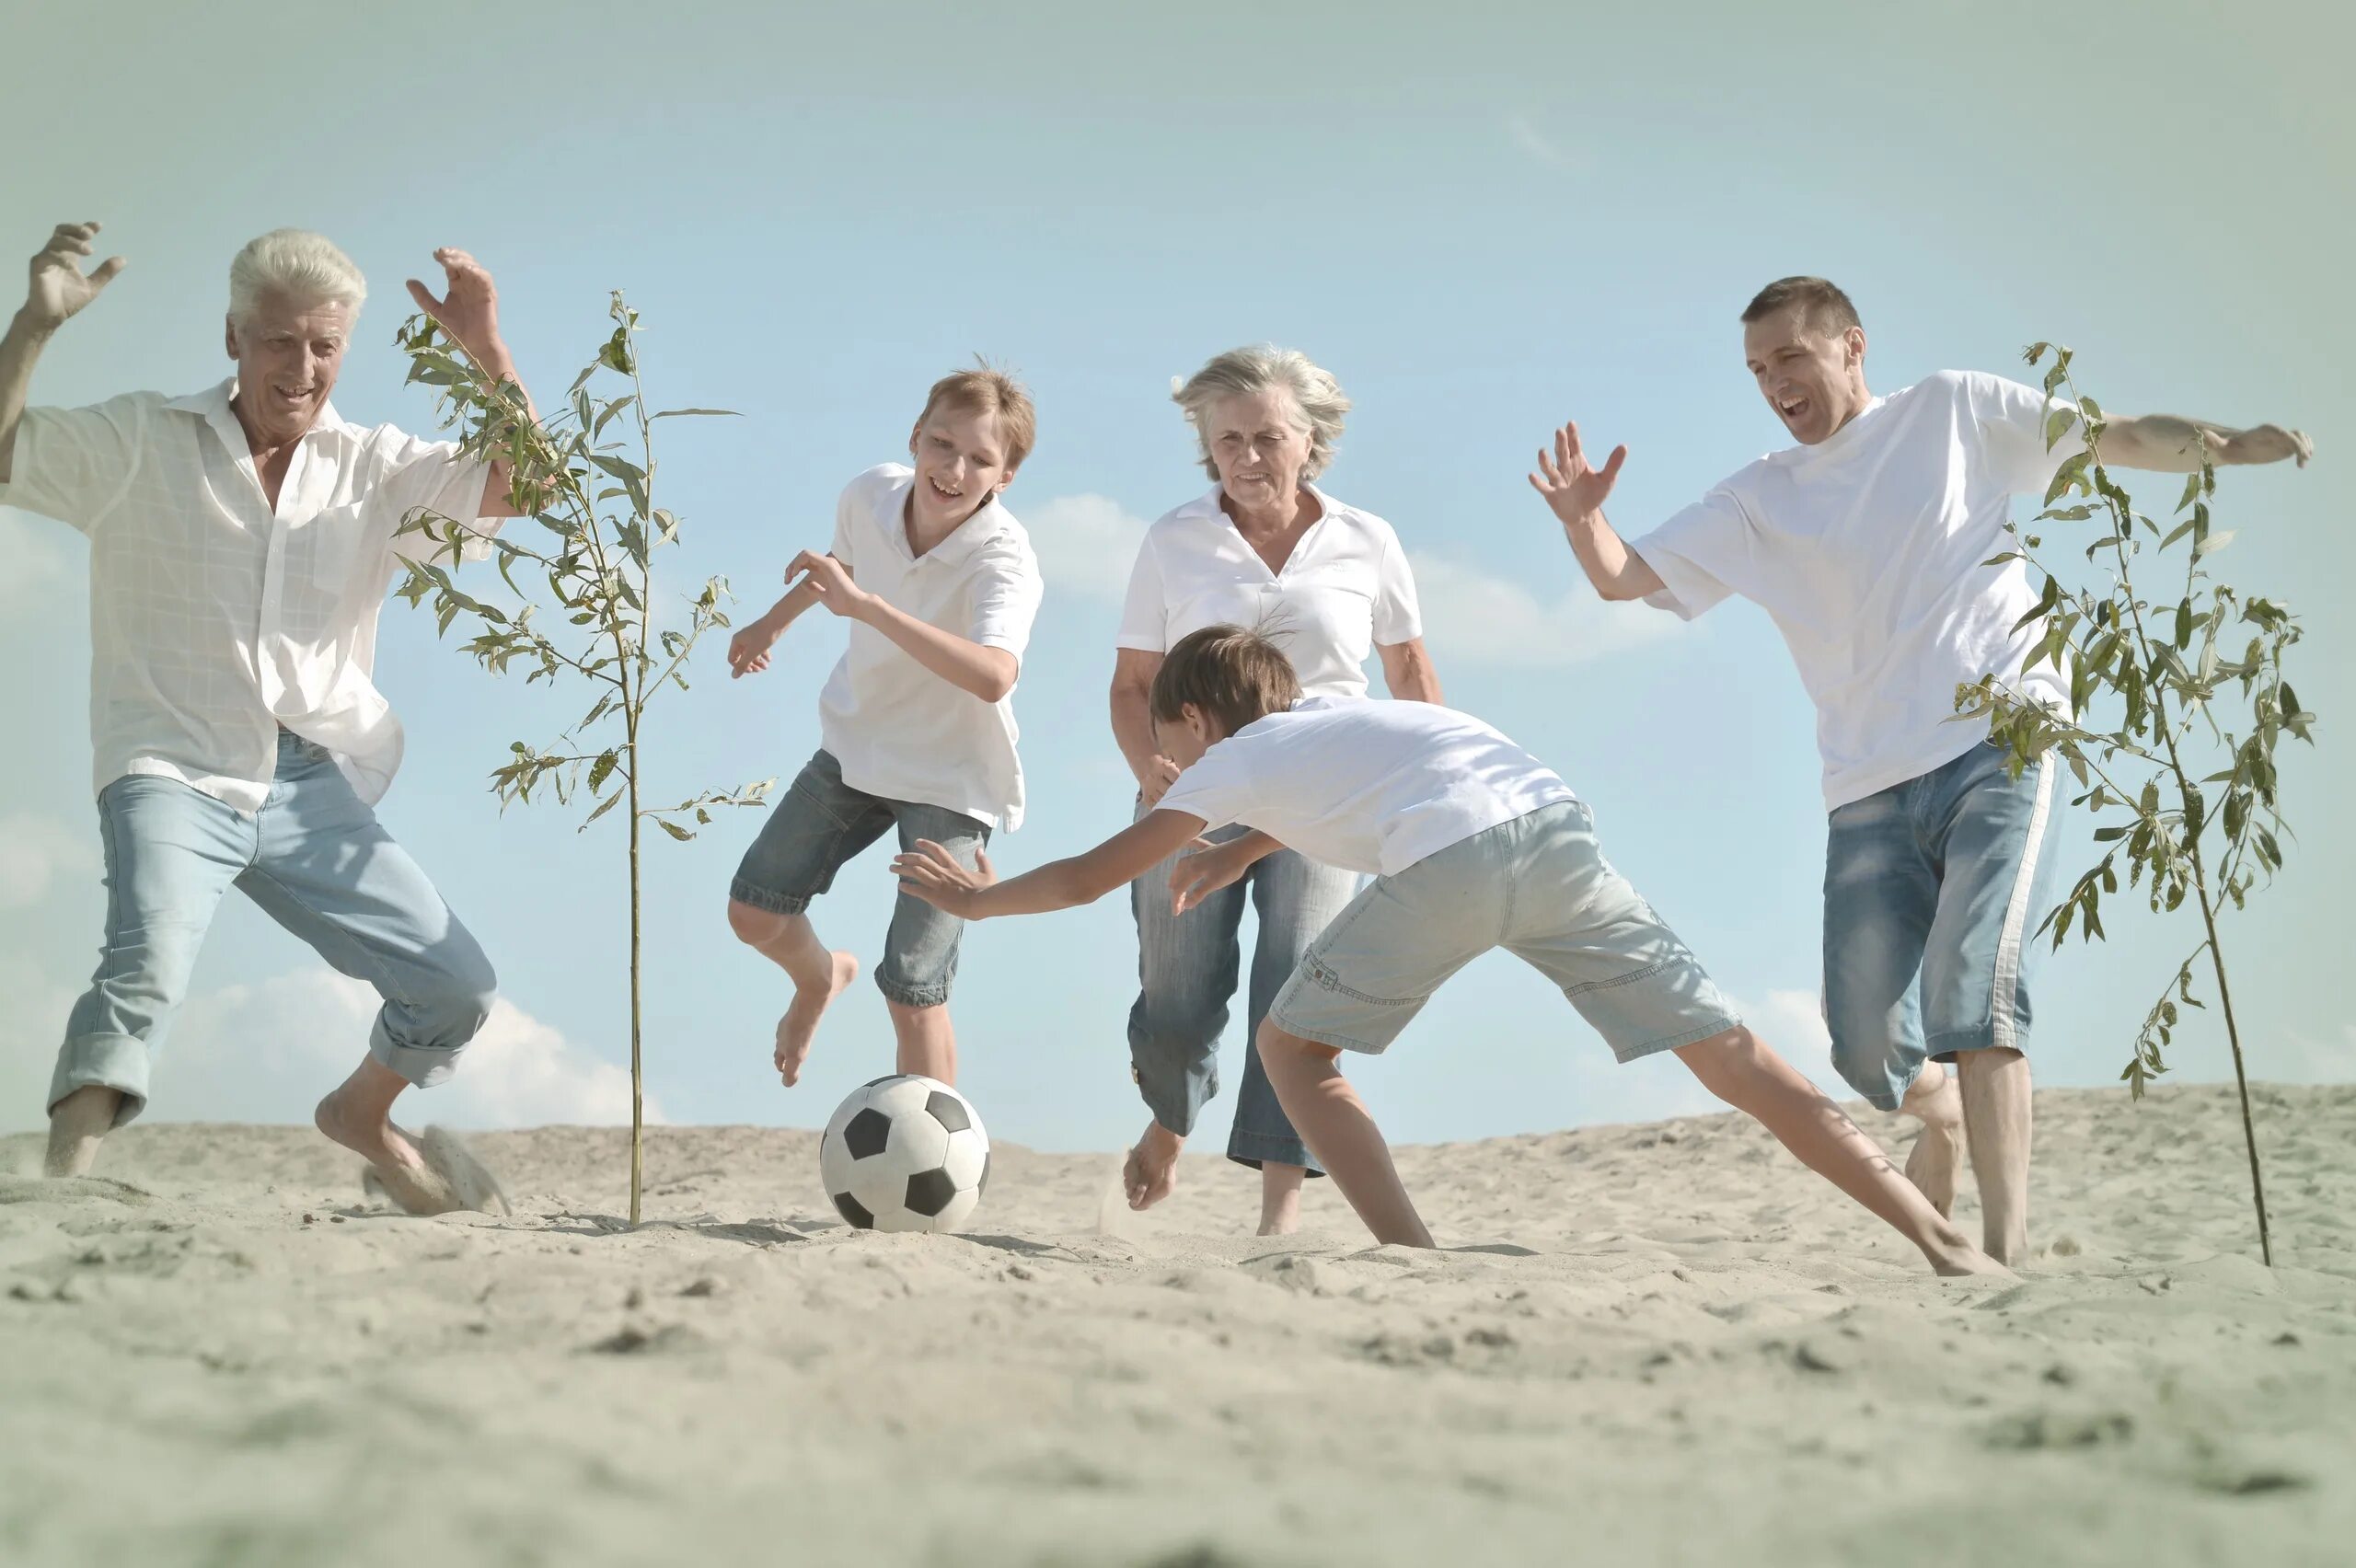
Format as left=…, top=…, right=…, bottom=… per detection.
left=432, top=945, right=500, bottom=1030
left=1254, top=1019, right=1335, bottom=1070
left=727, top=897, right=783, bottom=948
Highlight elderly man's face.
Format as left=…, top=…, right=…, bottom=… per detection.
left=1206, top=387, right=1312, bottom=513
left=225, top=294, right=352, bottom=445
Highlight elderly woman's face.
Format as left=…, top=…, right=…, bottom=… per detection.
left=1205, top=388, right=1312, bottom=512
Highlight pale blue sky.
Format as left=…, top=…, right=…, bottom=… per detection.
left=3, top=1, right=2349, bottom=1146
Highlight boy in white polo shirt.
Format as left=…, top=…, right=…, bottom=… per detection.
left=895, top=626, right=2010, bottom=1276
left=725, top=366, right=1042, bottom=1089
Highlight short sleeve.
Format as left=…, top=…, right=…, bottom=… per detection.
left=370, top=430, right=496, bottom=559
left=1629, top=489, right=1751, bottom=620
left=1, top=394, right=150, bottom=534
left=967, top=537, right=1044, bottom=660
left=1114, top=530, right=1168, bottom=652
left=1155, top=743, right=1249, bottom=834
left=1960, top=371, right=2086, bottom=497
left=1370, top=525, right=1424, bottom=644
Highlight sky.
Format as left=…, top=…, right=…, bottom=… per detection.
left=3, top=0, right=2350, bottom=1158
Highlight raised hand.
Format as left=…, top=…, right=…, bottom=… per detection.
left=405, top=248, right=503, bottom=364
left=26, top=223, right=126, bottom=330
left=1528, top=421, right=1628, bottom=525
left=788, top=550, right=873, bottom=619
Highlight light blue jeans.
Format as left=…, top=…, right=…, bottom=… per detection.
left=1128, top=812, right=1360, bottom=1171
left=1823, top=740, right=2062, bottom=1112
left=53, top=730, right=498, bottom=1127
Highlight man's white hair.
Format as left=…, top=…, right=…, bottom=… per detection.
left=1172, top=344, right=1351, bottom=482
left=227, top=229, right=367, bottom=327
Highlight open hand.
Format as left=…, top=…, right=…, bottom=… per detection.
left=1529, top=421, right=1628, bottom=525
left=726, top=617, right=783, bottom=677
left=891, top=838, right=997, bottom=917
left=26, top=223, right=126, bottom=330
left=1138, top=755, right=1182, bottom=808
left=1170, top=836, right=1249, bottom=916
left=789, top=550, right=873, bottom=620
left=405, top=248, right=502, bottom=364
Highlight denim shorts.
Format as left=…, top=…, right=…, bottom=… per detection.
left=1270, top=801, right=1740, bottom=1059
left=730, top=750, right=988, bottom=1008
left=1822, top=740, right=2062, bottom=1111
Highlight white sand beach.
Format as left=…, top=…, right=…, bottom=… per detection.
left=3, top=1082, right=2350, bottom=1568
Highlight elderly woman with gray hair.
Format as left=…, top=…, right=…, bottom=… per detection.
left=1109, top=344, right=1442, bottom=1234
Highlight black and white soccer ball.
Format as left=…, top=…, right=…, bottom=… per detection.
left=819, top=1074, right=991, bottom=1233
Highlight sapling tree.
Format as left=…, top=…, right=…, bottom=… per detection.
left=1957, top=343, right=2316, bottom=1265
left=392, top=292, right=768, bottom=1225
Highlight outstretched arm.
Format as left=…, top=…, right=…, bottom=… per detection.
left=788, top=549, right=1019, bottom=702
left=1528, top=421, right=1665, bottom=602
left=893, top=809, right=1207, bottom=919
left=0, top=221, right=127, bottom=484
left=2097, top=412, right=2313, bottom=474
left=404, top=248, right=536, bottom=518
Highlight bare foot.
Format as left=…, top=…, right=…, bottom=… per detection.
left=1931, top=1242, right=2019, bottom=1281
left=1258, top=1161, right=1306, bottom=1237
left=314, top=1086, right=459, bottom=1216
left=1124, top=1121, right=1184, bottom=1211
left=775, top=951, right=859, bottom=1086
left=45, top=1086, right=123, bottom=1178
left=1900, top=1066, right=1965, bottom=1218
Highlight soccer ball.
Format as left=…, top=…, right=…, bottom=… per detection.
left=819, top=1074, right=991, bottom=1233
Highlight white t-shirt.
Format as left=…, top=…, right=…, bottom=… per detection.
left=1632, top=370, right=2083, bottom=810
left=1157, top=697, right=1577, bottom=878
left=0, top=381, right=491, bottom=810
left=815, top=464, right=1042, bottom=831
left=1116, top=483, right=1423, bottom=699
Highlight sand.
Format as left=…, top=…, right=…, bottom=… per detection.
left=2, top=1081, right=2350, bottom=1568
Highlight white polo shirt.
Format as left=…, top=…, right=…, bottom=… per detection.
left=1158, top=697, right=1577, bottom=878
left=1115, top=483, right=1423, bottom=699
left=1632, top=370, right=2084, bottom=810
left=0, top=380, right=492, bottom=811
left=816, top=464, right=1043, bottom=832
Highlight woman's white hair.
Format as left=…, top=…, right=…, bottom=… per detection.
left=227, top=229, right=367, bottom=327
left=1172, top=344, right=1351, bottom=482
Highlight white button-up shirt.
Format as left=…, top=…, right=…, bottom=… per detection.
left=0, top=379, right=491, bottom=811
left=1115, top=483, right=1424, bottom=699
left=816, top=464, right=1042, bottom=831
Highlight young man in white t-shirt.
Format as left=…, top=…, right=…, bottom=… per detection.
left=724, top=367, right=1044, bottom=1089
left=895, top=626, right=2011, bottom=1277
left=1529, top=276, right=2313, bottom=1265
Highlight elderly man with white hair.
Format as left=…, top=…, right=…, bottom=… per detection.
left=0, top=221, right=533, bottom=1211
left=1111, top=344, right=1444, bottom=1235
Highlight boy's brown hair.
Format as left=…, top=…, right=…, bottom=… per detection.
left=918, top=360, right=1038, bottom=469
left=1149, top=624, right=1301, bottom=738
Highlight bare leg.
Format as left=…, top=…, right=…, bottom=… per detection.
left=1123, top=1120, right=1184, bottom=1210
left=1258, top=1161, right=1306, bottom=1237
left=1676, top=1028, right=2010, bottom=1277
left=1900, top=1063, right=1965, bottom=1217
left=313, top=1055, right=456, bottom=1213
left=1956, top=1046, right=2032, bottom=1266
left=886, top=999, right=956, bottom=1083
left=1258, top=1023, right=1434, bottom=1248
left=728, top=900, right=858, bottom=1087
left=44, top=1086, right=123, bottom=1178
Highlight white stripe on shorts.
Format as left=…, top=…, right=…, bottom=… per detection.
left=1990, top=754, right=2056, bottom=1051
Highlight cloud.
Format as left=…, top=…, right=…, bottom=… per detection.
left=0, top=811, right=97, bottom=911
left=1506, top=113, right=1577, bottom=169
left=1406, top=550, right=1678, bottom=667
left=1743, top=987, right=1835, bottom=1088
left=1022, top=492, right=1149, bottom=603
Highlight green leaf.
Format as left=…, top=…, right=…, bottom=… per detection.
left=592, top=395, right=638, bottom=438
left=581, top=790, right=623, bottom=828
left=588, top=749, right=618, bottom=793
left=2044, top=405, right=2078, bottom=450
left=651, top=408, right=741, bottom=420
left=657, top=818, right=693, bottom=842
left=2194, top=529, right=2236, bottom=559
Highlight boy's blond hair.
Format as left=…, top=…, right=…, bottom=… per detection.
left=1149, top=625, right=1301, bottom=739
left=918, top=361, right=1037, bottom=469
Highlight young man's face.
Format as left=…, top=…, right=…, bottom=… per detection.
left=225, top=294, right=352, bottom=446
left=906, top=404, right=1016, bottom=531
left=1151, top=706, right=1223, bottom=769
left=1742, top=306, right=1868, bottom=445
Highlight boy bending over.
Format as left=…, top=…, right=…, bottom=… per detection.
left=896, top=626, right=2009, bottom=1276
left=726, top=366, right=1042, bottom=1088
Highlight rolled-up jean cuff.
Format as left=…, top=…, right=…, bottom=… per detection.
left=50, top=1034, right=152, bottom=1127
left=729, top=878, right=814, bottom=917
left=1138, top=1080, right=1203, bottom=1138
left=1606, top=1013, right=1744, bottom=1066
left=1227, top=1125, right=1323, bottom=1176
left=877, top=980, right=950, bottom=1009
left=1925, top=1024, right=2009, bottom=1064
left=369, top=1019, right=462, bottom=1089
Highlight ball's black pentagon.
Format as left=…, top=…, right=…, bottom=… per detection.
left=832, top=1191, right=875, bottom=1228
left=905, top=1168, right=958, bottom=1218
left=925, top=1090, right=971, bottom=1135
left=842, top=1107, right=893, bottom=1159
left=979, top=1149, right=992, bottom=1193
left=860, top=1074, right=897, bottom=1090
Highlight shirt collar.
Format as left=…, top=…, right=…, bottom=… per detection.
left=1178, top=481, right=1340, bottom=526
left=162, top=377, right=351, bottom=458
left=892, top=469, right=1015, bottom=569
